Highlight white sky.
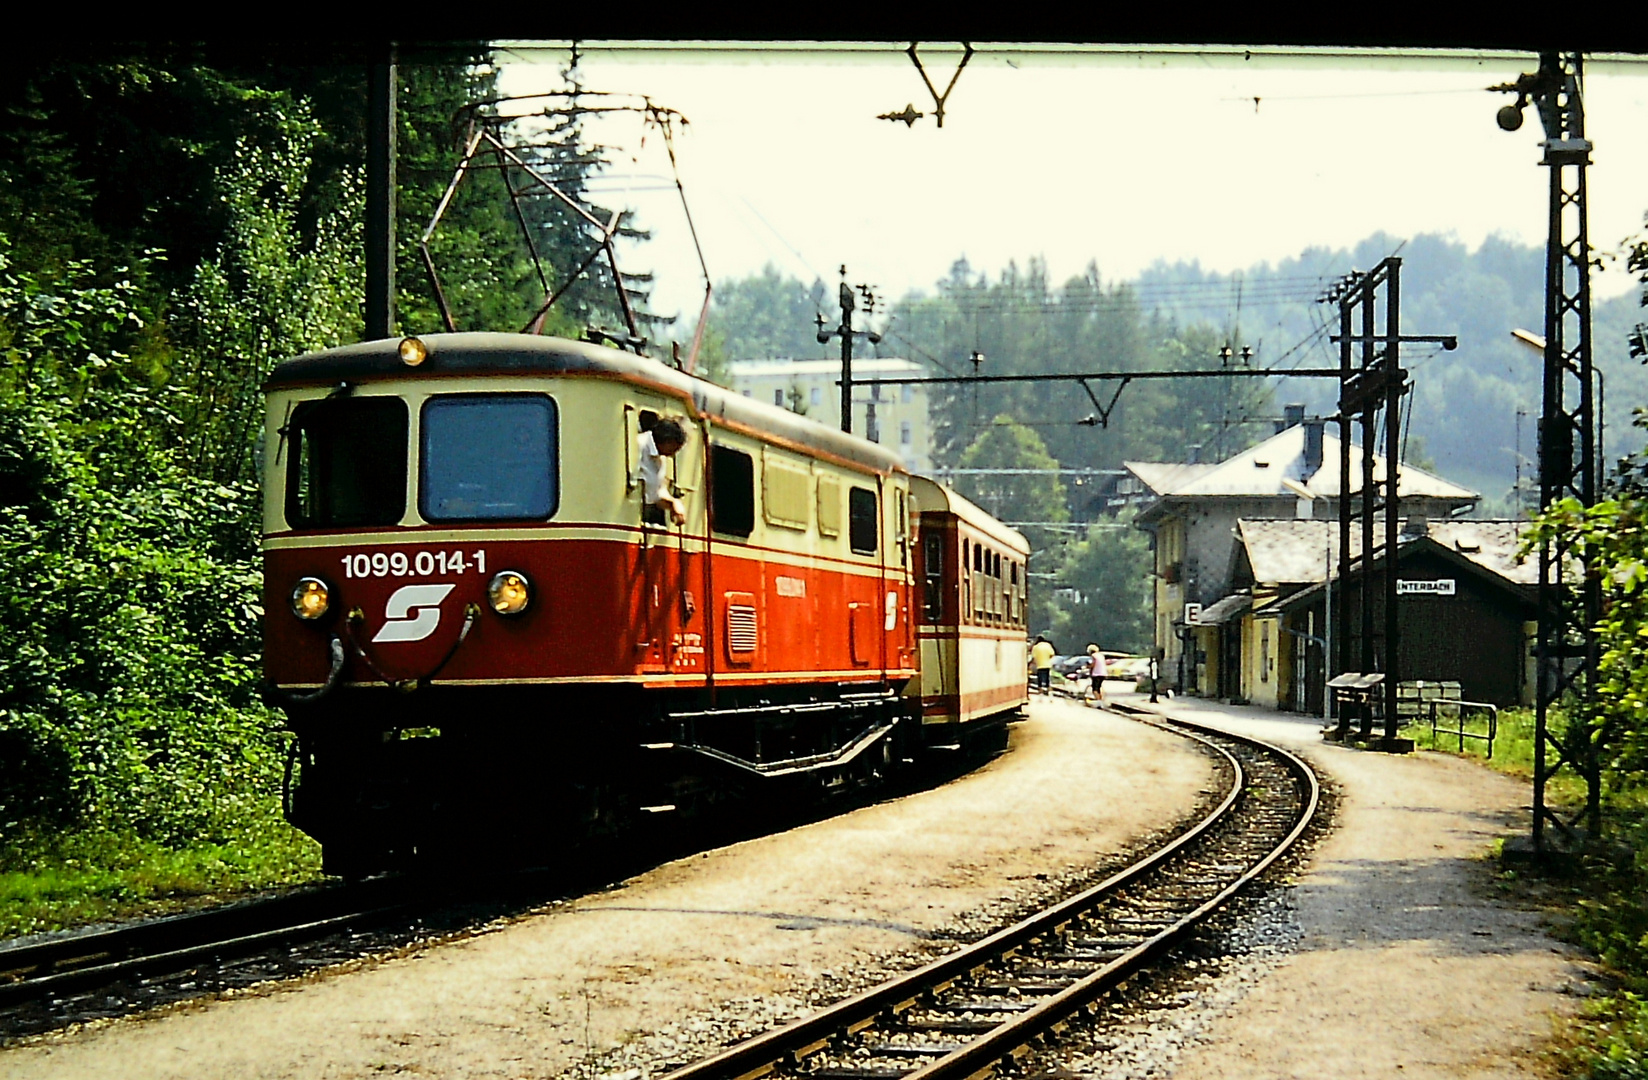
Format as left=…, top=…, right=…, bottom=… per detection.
left=494, top=44, right=1648, bottom=330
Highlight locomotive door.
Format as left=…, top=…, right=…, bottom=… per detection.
left=629, top=404, right=695, bottom=674
left=895, top=482, right=916, bottom=672
left=877, top=476, right=915, bottom=678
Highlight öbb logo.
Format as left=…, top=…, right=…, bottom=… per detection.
left=373, top=584, right=456, bottom=643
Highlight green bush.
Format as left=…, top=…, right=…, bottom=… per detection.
left=0, top=240, right=286, bottom=853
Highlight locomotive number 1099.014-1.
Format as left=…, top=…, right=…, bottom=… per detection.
left=340, top=549, right=488, bottom=579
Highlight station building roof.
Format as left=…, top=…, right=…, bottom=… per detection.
left=1235, top=518, right=1537, bottom=588
left=1127, top=423, right=1477, bottom=524
left=1241, top=521, right=1545, bottom=618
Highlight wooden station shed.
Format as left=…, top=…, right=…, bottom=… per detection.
left=1258, top=520, right=1537, bottom=714
left=1189, top=519, right=1538, bottom=715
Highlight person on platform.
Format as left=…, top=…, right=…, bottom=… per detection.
left=1085, top=644, right=1108, bottom=702
left=1030, top=635, right=1056, bottom=694
left=637, top=418, right=688, bottom=525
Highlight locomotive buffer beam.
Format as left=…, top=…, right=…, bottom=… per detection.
left=659, top=721, right=898, bottom=780
left=644, top=697, right=903, bottom=780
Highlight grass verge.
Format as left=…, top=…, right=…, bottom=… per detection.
left=0, top=816, right=323, bottom=941
left=1401, top=707, right=1648, bottom=1079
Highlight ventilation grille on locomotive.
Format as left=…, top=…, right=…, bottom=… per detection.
left=727, top=604, right=758, bottom=654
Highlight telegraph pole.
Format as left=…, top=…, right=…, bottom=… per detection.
left=816, top=266, right=881, bottom=434
left=365, top=45, right=397, bottom=340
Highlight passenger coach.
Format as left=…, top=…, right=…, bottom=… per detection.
left=911, top=477, right=1030, bottom=751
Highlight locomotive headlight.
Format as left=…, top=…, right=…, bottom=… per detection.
left=291, top=576, right=331, bottom=621
left=397, top=336, right=428, bottom=367
left=487, top=570, right=532, bottom=616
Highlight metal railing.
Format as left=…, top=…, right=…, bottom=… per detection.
left=1426, top=698, right=1500, bottom=758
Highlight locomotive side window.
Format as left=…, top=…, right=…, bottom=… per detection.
left=420, top=394, right=558, bottom=521
left=285, top=396, right=408, bottom=529
left=848, top=487, right=878, bottom=555
left=711, top=444, right=755, bottom=537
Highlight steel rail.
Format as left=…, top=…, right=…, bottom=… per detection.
left=909, top=710, right=1319, bottom=1080
left=655, top=715, right=1318, bottom=1080
left=0, top=878, right=412, bottom=1008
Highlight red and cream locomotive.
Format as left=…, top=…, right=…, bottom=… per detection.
left=262, top=332, right=1028, bottom=875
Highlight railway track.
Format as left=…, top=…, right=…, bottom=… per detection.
left=653, top=704, right=1319, bottom=1080
left=0, top=875, right=422, bottom=1025
left=0, top=758, right=989, bottom=1042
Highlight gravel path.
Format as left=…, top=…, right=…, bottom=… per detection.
left=1082, top=692, right=1596, bottom=1080
left=1, top=699, right=1211, bottom=1080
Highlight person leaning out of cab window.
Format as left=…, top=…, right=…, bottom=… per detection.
left=637, top=418, right=688, bottom=525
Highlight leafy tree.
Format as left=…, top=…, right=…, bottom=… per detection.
left=169, top=94, right=363, bottom=485
left=700, top=264, right=830, bottom=360
left=0, top=242, right=276, bottom=842
left=886, top=258, right=1272, bottom=479
left=1043, top=519, right=1152, bottom=654
left=954, top=416, right=1068, bottom=532
left=953, top=417, right=1067, bottom=632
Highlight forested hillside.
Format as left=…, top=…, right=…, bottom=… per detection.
left=1134, top=232, right=1646, bottom=507
left=697, top=227, right=1647, bottom=652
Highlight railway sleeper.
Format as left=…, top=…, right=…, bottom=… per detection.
left=867, top=1042, right=966, bottom=1058
left=897, top=1019, right=1004, bottom=1035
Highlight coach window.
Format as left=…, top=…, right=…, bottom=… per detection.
left=848, top=487, right=878, bottom=555
left=286, top=396, right=408, bottom=529
left=421, top=394, right=557, bottom=521
left=972, top=544, right=984, bottom=621
left=1006, top=561, right=1016, bottom=625
left=711, top=445, right=755, bottom=537
left=975, top=544, right=988, bottom=619
left=1019, top=561, right=1029, bottom=626
left=961, top=540, right=971, bottom=622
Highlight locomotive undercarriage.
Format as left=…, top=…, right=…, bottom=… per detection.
left=280, top=680, right=925, bottom=878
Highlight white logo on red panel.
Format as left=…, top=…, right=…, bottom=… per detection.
left=373, top=583, right=456, bottom=643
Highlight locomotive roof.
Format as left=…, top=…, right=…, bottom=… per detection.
left=267, top=332, right=908, bottom=476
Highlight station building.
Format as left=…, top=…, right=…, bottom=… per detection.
left=1195, top=518, right=1538, bottom=712
left=727, top=357, right=934, bottom=475
left=1125, top=412, right=1478, bottom=693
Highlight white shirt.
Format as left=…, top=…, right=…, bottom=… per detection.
left=636, top=430, right=668, bottom=505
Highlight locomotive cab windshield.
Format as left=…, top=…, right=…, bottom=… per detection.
left=419, top=393, right=559, bottom=522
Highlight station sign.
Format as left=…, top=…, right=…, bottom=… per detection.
left=1184, top=603, right=1203, bottom=625
left=1397, top=578, right=1456, bottom=596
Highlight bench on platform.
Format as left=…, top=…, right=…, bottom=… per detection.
left=1324, top=672, right=1414, bottom=753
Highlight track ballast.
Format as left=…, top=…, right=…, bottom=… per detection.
left=651, top=704, right=1320, bottom=1080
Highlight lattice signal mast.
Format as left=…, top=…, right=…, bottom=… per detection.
left=1493, top=52, right=1602, bottom=851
